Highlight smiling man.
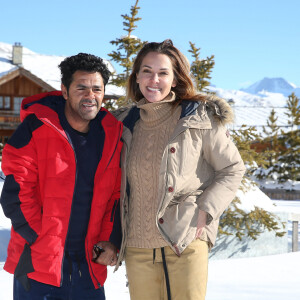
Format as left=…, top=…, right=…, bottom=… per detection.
left=0, top=53, right=123, bottom=300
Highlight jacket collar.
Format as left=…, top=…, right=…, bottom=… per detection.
left=180, top=100, right=200, bottom=118
left=124, top=100, right=205, bottom=134
left=122, top=106, right=141, bottom=134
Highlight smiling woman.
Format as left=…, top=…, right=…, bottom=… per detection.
left=113, top=39, right=245, bottom=300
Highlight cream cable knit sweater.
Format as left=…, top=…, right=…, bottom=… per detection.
left=126, top=93, right=181, bottom=248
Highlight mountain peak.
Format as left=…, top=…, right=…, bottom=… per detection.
left=240, top=77, right=297, bottom=96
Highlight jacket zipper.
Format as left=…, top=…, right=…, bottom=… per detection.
left=86, top=125, right=122, bottom=287
left=41, top=119, right=78, bottom=287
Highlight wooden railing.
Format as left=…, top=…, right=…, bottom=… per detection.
left=261, top=188, right=300, bottom=201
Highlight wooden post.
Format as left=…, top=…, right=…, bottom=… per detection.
left=292, top=221, right=299, bottom=252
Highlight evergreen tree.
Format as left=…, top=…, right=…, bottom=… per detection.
left=188, top=41, right=215, bottom=92
left=285, top=92, right=300, bottom=127
left=219, top=126, right=286, bottom=240
left=231, top=125, right=267, bottom=178
left=107, top=0, right=145, bottom=107
left=185, top=41, right=285, bottom=241
left=276, top=93, right=300, bottom=182
left=255, top=109, right=282, bottom=180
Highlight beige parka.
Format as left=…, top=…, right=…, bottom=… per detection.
left=113, top=95, right=245, bottom=269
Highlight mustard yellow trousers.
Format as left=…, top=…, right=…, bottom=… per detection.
left=125, top=239, right=208, bottom=300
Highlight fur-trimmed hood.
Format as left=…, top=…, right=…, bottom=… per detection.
left=203, top=94, right=234, bottom=125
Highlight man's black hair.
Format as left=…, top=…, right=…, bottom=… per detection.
left=58, top=53, right=111, bottom=91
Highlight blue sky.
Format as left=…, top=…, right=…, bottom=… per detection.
left=1, top=0, right=299, bottom=90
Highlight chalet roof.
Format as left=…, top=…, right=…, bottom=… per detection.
left=0, top=67, right=55, bottom=91
left=0, top=42, right=125, bottom=99
left=231, top=106, right=290, bottom=130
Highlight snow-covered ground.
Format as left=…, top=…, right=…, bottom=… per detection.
left=0, top=180, right=299, bottom=299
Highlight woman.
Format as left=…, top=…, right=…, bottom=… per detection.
left=114, top=39, right=245, bottom=300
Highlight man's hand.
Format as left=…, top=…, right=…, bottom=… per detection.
left=92, top=241, right=117, bottom=266
left=195, top=210, right=207, bottom=239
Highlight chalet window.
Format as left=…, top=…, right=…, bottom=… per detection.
left=14, top=97, right=24, bottom=112
left=0, top=96, right=11, bottom=110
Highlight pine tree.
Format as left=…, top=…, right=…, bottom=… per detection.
left=188, top=41, right=215, bottom=92
left=276, top=93, right=300, bottom=182
left=219, top=126, right=286, bottom=240
left=107, top=0, right=145, bottom=108
left=186, top=40, right=285, bottom=241
left=255, top=109, right=282, bottom=180
left=231, top=125, right=267, bottom=178
left=285, top=92, right=300, bottom=127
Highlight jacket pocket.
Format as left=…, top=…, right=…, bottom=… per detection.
left=170, top=190, right=203, bottom=205
left=14, top=244, right=34, bottom=291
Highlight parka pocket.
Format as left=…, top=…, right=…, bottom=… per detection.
left=170, top=190, right=203, bottom=206
left=14, top=244, right=34, bottom=291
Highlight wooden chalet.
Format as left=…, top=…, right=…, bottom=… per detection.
left=0, top=67, right=54, bottom=144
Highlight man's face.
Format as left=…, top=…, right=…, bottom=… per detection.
left=61, top=70, right=104, bottom=132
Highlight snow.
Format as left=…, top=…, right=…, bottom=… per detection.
left=208, top=86, right=293, bottom=134
left=2, top=40, right=299, bottom=131
left=0, top=174, right=300, bottom=299
left=209, top=86, right=288, bottom=108
left=258, top=179, right=300, bottom=191
left=0, top=41, right=125, bottom=98
left=235, top=185, right=277, bottom=213
left=240, top=77, right=297, bottom=97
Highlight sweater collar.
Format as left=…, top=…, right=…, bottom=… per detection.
left=136, top=92, right=177, bottom=127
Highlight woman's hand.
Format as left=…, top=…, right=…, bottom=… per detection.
left=196, top=210, right=207, bottom=238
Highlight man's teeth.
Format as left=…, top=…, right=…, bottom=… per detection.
left=147, top=87, right=160, bottom=92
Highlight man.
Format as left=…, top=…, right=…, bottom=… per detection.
left=0, top=53, right=123, bottom=299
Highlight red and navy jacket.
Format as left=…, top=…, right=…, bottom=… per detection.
left=0, top=91, right=123, bottom=288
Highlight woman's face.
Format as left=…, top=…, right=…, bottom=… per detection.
left=136, top=52, right=176, bottom=103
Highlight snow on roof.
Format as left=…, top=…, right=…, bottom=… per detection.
left=210, top=87, right=293, bottom=133
left=0, top=42, right=125, bottom=97
left=1, top=42, right=294, bottom=127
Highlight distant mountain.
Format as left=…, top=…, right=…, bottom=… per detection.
left=240, top=77, right=300, bottom=97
